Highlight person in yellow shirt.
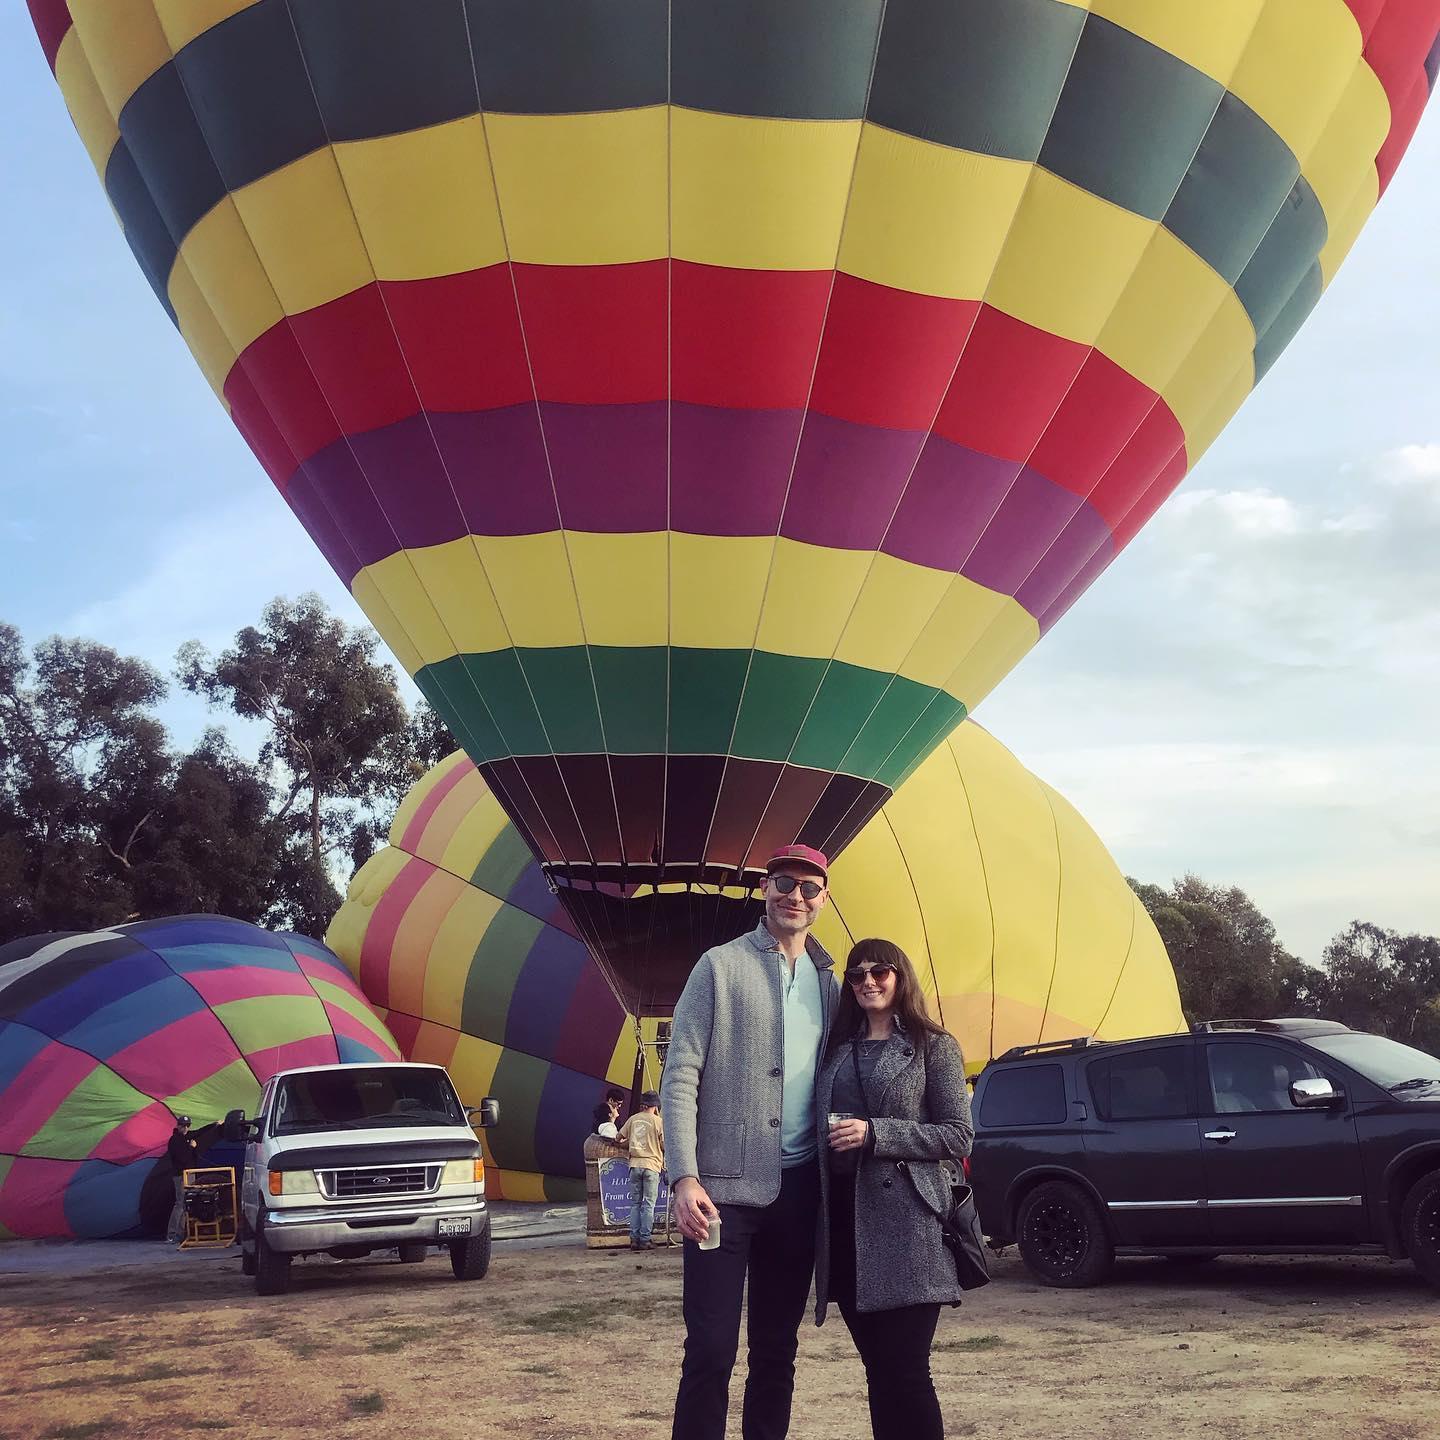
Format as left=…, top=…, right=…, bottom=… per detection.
left=617, top=1091, right=665, bottom=1250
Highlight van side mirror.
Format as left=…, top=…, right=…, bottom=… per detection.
left=224, top=1108, right=260, bottom=1142
left=467, top=1097, right=500, bottom=1128
left=1291, top=1077, right=1342, bottom=1109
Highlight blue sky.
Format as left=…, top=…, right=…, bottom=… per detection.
left=3, top=9, right=1436, bottom=963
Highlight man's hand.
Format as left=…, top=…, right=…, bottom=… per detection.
left=672, top=1176, right=719, bottom=1242
left=827, top=1118, right=869, bottom=1152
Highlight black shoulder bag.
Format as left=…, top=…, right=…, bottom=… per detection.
left=851, top=1040, right=990, bottom=1291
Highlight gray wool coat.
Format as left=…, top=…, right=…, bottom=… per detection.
left=814, top=1024, right=974, bottom=1320
left=661, top=921, right=840, bottom=1207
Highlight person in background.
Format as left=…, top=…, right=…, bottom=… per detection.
left=814, top=938, right=973, bottom=1440
left=165, top=1115, right=198, bottom=1243
left=593, top=1086, right=627, bottom=1138
left=662, top=843, right=841, bottom=1440
left=618, top=1089, right=665, bottom=1250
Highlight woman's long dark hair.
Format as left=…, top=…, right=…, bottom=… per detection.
left=827, top=937, right=948, bottom=1059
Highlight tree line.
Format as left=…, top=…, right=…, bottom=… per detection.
left=0, top=595, right=452, bottom=943
left=4, top=599, right=1437, bottom=1058
left=1131, top=875, right=1440, bottom=1054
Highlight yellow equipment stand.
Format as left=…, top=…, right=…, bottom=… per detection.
left=180, top=1166, right=238, bottom=1249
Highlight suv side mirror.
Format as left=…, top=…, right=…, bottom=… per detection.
left=223, top=1108, right=260, bottom=1142
left=467, top=1098, right=500, bottom=1129
left=1291, top=1077, right=1342, bottom=1109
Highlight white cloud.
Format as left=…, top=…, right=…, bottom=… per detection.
left=980, top=445, right=1440, bottom=960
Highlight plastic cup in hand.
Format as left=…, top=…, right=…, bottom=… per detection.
left=699, top=1215, right=721, bottom=1251
left=828, top=1112, right=856, bottom=1130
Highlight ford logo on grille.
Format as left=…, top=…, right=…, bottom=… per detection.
left=371, top=1176, right=391, bottom=1186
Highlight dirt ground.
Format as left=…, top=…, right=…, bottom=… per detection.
left=2, top=1235, right=1438, bottom=1440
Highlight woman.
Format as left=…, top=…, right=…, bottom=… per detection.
left=815, top=938, right=974, bottom=1440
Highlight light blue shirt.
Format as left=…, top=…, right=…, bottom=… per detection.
left=777, top=949, right=824, bottom=1166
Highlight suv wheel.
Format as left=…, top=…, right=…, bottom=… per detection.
left=1401, top=1170, right=1440, bottom=1287
left=254, top=1218, right=292, bottom=1296
left=450, top=1225, right=491, bottom=1281
left=398, top=1242, right=429, bottom=1264
left=1016, top=1180, right=1113, bottom=1288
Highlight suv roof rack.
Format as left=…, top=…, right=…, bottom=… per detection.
left=994, top=1036, right=1099, bottom=1062
left=1191, top=1018, right=1350, bottom=1035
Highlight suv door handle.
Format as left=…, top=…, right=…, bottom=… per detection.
left=1204, top=1129, right=1237, bottom=1144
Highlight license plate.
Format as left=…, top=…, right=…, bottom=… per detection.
left=438, top=1217, right=471, bottom=1238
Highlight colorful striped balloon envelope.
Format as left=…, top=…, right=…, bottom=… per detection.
left=0, top=917, right=398, bottom=1239
left=27, top=0, right=1440, bottom=1007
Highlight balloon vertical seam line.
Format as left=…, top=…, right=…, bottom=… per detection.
left=884, top=808, right=941, bottom=1032
left=274, top=0, right=599, bottom=919
left=943, top=738, right=997, bottom=1064
left=450, top=10, right=632, bottom=987
left=1035, top=780, right=1068, bottom=1049
left=1093, top=895, right=1143, bottom=1041
left=822, top=17, right=1239, bottom=795
left=153, top=0, right=535, bottom=901
left=750, top=10, right=1098, bottom=825
left=454, top=8, right=631, bottom=932
left=697, top=0, right=892, bottom=877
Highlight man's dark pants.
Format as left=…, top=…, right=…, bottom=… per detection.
left=672, top=1160, right=820, bottom=1440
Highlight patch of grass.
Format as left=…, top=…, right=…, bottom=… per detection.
left=347, top=1393, right=385, bottom=1417
left=518, top=1364, right=561, bottom=1378
left=366, top=1322, right=433, bottom=1354
left=175, top=1422, right=232, bottom=1432
left=129, top=1363, right=188, bottom=1384
left=282, top=1338, right=324, bottom=1360
left=934, top=1333, right=1007, bottom=1353
left=74, top=1341, right=119, bottom=1364
left=42, top=1424, right=114, bottom=1440
left=629, top=1410, right=670, bottom=1422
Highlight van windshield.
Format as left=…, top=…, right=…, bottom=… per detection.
left=272, top=1068, right=466, bottom=1135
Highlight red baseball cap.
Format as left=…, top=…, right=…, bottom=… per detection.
left=764, top=844, right=829, bottom=881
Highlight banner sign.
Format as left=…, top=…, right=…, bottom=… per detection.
left=596, top=1157, right=671, bottom=1229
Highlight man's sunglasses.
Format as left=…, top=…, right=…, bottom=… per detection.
left=845, top=962, right=897, bottom=985
left=768, top=874, right=824, bottom=900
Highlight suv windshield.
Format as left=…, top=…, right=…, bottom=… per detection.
left=272, top=1067, right=466, bottom=1135
left=1306, top=1033, right=1440, bottom=1097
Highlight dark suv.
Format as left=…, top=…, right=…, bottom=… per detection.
left=969, top=1019, right=1440, bottom=1287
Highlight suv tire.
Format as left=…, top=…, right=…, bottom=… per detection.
left=254, top=1218, right=292, bottom=1296
left=450, top=1226, right=491, bottom=1281
left=398, top=1242, right=429, bottom=1264
left=1401, top=1170, right=1440, bottom=1287
left=1016, top=1180, right=1113, bottom=1288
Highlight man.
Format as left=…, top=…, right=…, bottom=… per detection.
left=165, top=1115, right=197, bottom=1243
left=617, top=1090, right=665, bottom=1250
left=592, top=1085, right=626, bottom=1138
left=661, top=843, right=839, bottom=1440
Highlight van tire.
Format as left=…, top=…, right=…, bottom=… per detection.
left=1401, top=1170, right=1440, bottom=1287
left=398, top=1242, right=429, bottom=1263
left=450, top=1226, right=491, bottom=1281
left=1016, top=1180, right=1113, bottom=1288
left=255, top=1218, right=292, bottom=1296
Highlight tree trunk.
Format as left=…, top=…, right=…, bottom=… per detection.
left=310, top=785, right=323, bottom=866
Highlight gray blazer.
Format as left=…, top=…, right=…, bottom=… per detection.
left=661, top=921, right=840, bottom=1207
left=814, top=1024, right=974, bottom=1319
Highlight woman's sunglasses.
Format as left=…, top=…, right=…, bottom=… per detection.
left=845, top=962, right=897, bottom=986
left=769, top=874, right=824, bottom=900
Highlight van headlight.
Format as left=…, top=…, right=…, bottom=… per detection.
left=267, top=1169, right=319, bottom=1197
left=441, top=1157, right=485, bottom=1188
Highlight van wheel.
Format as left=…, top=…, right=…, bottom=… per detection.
left=1402, top=1170, right=1440, bottom=1287
left=398, top=1242, right=429, bottom=1264
left=450, top=1226, right=491, bottom=1281
left=1016, top=1180, right=1113, bottom=1288
left=241, top=1245, right=257, bottom=1277
left=254, top=1220, right=292, bottom=1296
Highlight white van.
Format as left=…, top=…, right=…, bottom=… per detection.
left=226, top=1062, right=498, bottom=1295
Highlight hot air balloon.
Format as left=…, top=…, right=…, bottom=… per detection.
left=328, top=724, right=1183, bottom=1198
left=28, top=0, right=1439, bottom=1010
left=0, top=917, right=399, bottom=1239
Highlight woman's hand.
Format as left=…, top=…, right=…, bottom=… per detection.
left=827, top=1118, right=869, bottom=1152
